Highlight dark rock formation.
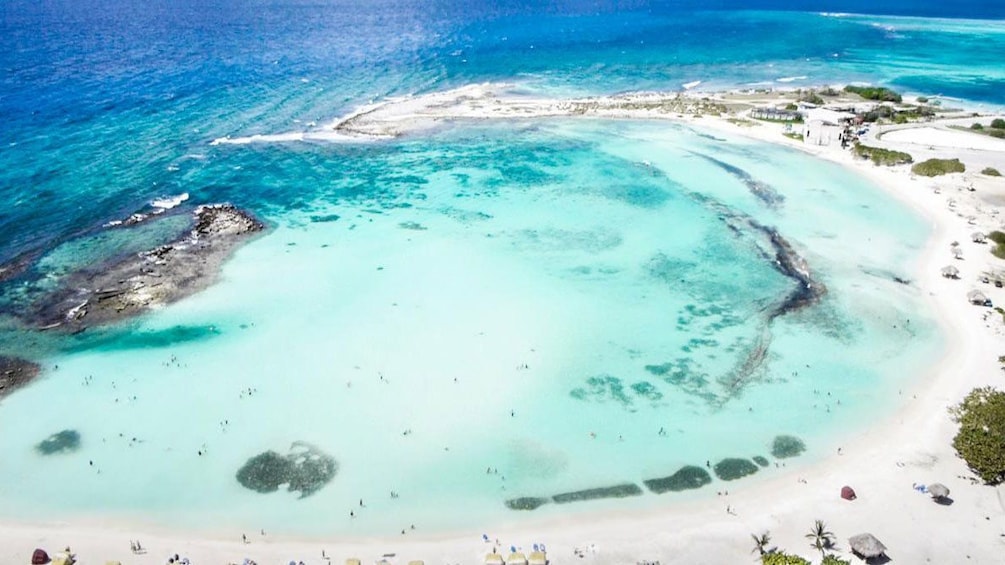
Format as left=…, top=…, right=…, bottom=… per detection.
left=0, top=250, right=37, bottom=284
left=771, top=435, right=806, bottom=459
left=551, top=483, right=643, bottom=503
left=713, top=458, right=760, bottom=481
left=236, top=442, right=336, bottom=498
left=0, top=356, right=41, bottom=400
left=751, top=222, right=826, bottom=319
left=505, top=497, right=550, bottom=511
left=694, top=153, right=785, bottom=209
left=644, top=465, right=713, bottom=494
left=36, top=429, right=81, bottom=454
left=32, top=204, right=264, bottom=330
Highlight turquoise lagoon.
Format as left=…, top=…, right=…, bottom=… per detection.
left=0, top=118, right=942, bottom=535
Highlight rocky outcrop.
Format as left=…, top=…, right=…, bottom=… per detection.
left=0, top=356, right=41, bottom=400
left=33, top=204, right=264, bottom=330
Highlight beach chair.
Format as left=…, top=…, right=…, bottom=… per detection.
left=529, top=551, right=547, bottom=565
left=345, top=559, right=362, bottom=565
left=485, top=553, right=505, bottom=565
left=408, top=561, right=425, bottom=565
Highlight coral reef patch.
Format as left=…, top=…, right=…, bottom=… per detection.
left=236, top=442, right=337, bottom=498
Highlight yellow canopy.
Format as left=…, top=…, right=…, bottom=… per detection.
left=408, top=561, right=425, bottom=565
left=485, top=553, right=505, bottom=565
left=529, top=551, right=547, bottom=565
left=51, top=556, right=74, bottom=565
left=345, top=559, right=362, bottom=565
left=506, top=552, right=528, bottom=565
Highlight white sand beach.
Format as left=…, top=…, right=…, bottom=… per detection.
left=4, top=88, right=1005, bottom=565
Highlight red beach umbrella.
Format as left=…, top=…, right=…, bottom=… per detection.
left=841, top=485, right=857, bottom=500
left=31, top=549, right=50, bottom=565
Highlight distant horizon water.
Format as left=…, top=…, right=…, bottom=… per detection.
left=0, top=0, right=989, bottom=536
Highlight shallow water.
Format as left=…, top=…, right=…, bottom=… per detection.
left=0, top=119, right=941, bottom=535
left=0, top=0, right=989, bottom=537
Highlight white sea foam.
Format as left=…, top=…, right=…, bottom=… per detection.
left=776, top=76, right=807, bottom=83
left=682, top=80, right=702, bottom=90
left=211, top=129, right=391, bottom=146
left=151, top=192, right=189, bottom=210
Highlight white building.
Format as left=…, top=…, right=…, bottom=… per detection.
left=802, top=108, right=856, bottom=146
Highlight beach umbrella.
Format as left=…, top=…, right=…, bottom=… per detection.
left=848, top=533, right=887, bottom=559
left=928, top=483, right=950, bottom=500
left=840, top=485, right=857, bottom=500
left=485, top=554, right=505, bottom=565
left=972, top=232, right=986, bottom=243
left=941, top=265, right=959, bottom=278
left=31, top=549, right=49, bottom=565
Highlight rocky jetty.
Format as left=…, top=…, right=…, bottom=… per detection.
left=33, top=204, right=264, bottom=330
left=0, top=356, right=41, bottom=400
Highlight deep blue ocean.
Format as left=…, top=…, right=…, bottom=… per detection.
left=1, top=0, right=1003, bottom=274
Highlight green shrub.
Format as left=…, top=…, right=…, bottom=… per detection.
left=911, top=158, right=965, bottom=177
left=799, top=90, right=824, bottom=105
left=950, top=387, right=1005, bottom=484
left=983, top=167, right=1002, bottom=177
left=821, top=556, right=852, bottom=565
left=853, top=143, right=913, bottom=166
left=971, top=123, right=985, bottom=130
left=992, top=230, right=1005, bottom=259
left=861, top=105, right=895, bottom=122
left=990, top=129, right=1005, bottom=139
left=991, top=118, right=1005, bottom=129
left=916, top=96, right=929, bottom=103
left=844, top=85, right=902, bottom=103
left=762, top=553, right=811, bottom=565
left=785, top=102, right=798, bottom=110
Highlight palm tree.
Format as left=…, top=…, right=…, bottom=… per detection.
left=750, top=531, right=771, bottom=556
left=805, top=520, right=835, bottom=556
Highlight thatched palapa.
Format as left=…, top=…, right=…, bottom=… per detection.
left=967, top=289, right=989, bottom=305
left=940, top=265, right=959, bottom=279
left=928, top=482, right=950, bottom=500
left=848, top=533, right=887, bottom=559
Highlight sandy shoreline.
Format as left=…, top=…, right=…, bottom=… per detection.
left=5, top=87, right=1005, bottom=564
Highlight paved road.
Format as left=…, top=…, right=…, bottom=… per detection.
left=859, top=115, right=1005, bottom=173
